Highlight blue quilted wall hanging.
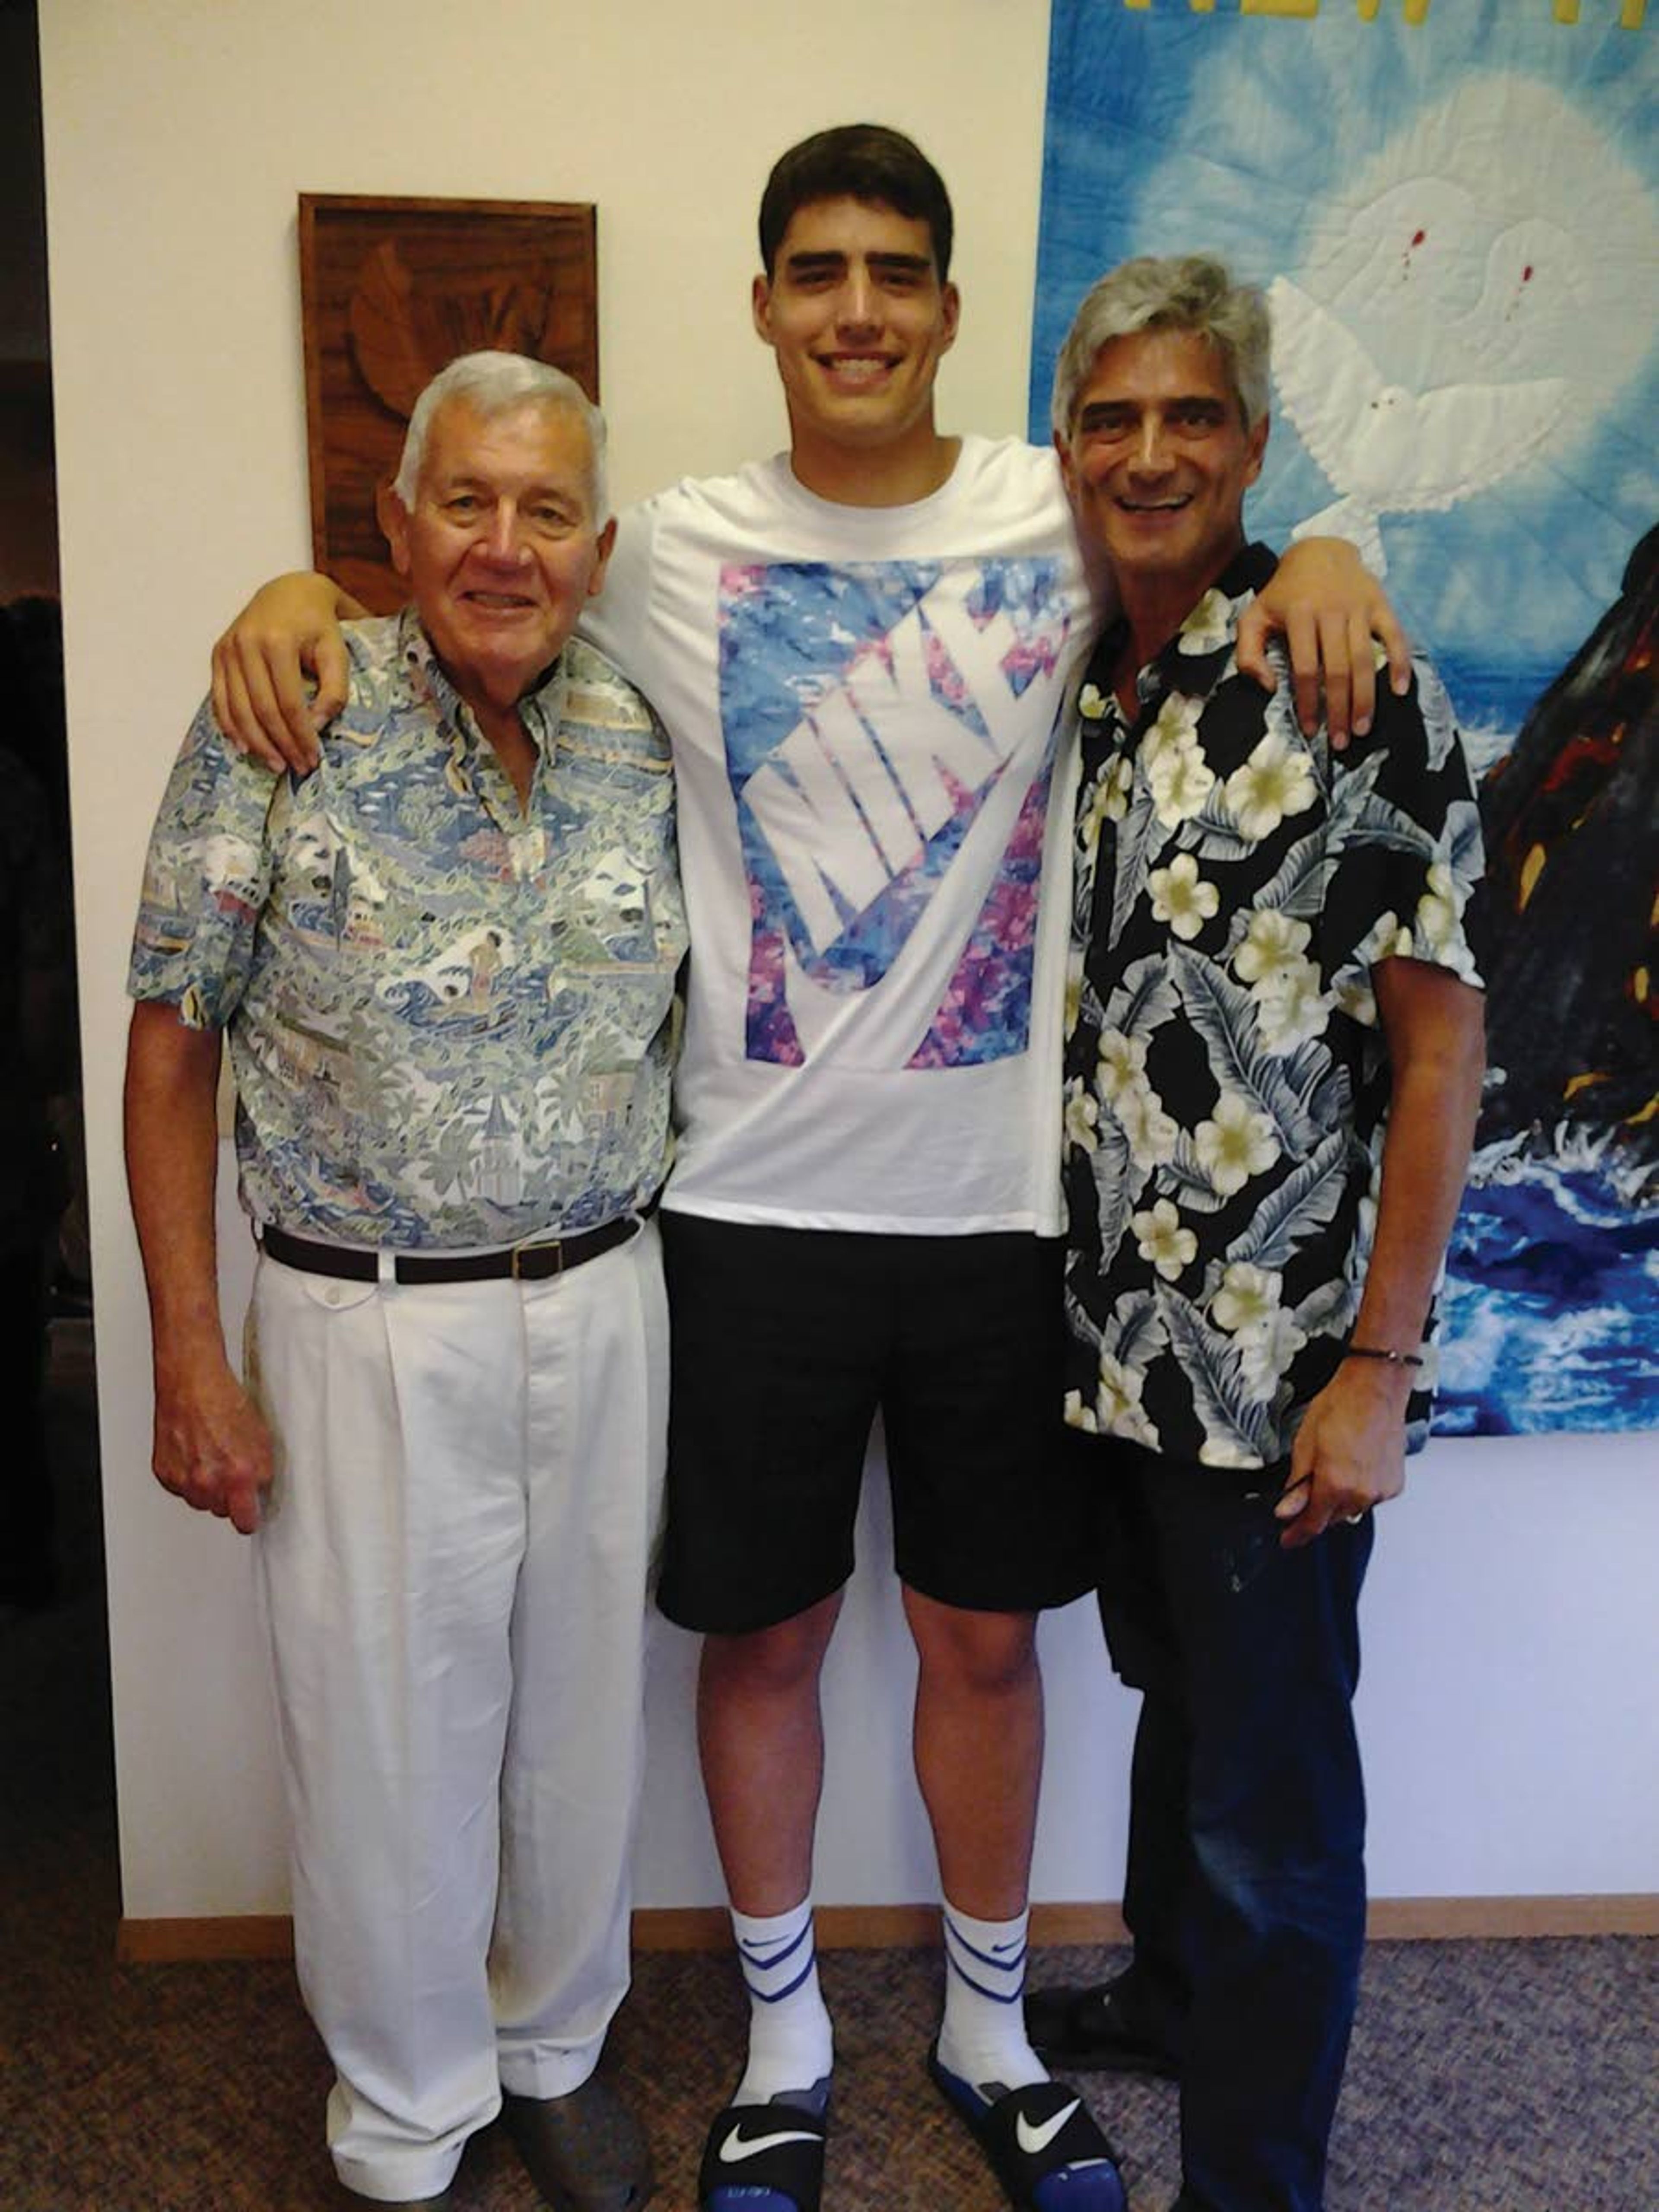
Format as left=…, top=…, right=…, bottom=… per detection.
left=1032, top=0, right=1657, bottom=1434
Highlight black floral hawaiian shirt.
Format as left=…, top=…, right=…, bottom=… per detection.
left=1062, top=543, right=1483, bottom=1469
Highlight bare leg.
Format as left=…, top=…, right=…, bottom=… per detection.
left=905, top=1587, right=1043, bottom=1916
left=697, top=1590, right=843, bottom=1913
left=697, top=1595, right=842, bottom=2111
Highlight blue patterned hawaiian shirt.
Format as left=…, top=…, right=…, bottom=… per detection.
left=129, top=610, right=686, bottom=1249
left=1062, top=544, right=1484, bottom=1468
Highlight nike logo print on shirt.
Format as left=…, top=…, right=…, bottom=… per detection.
left=1015, top=2099, right=1081, bottom=2156
left=718, top=2123, right=821, bottom=2162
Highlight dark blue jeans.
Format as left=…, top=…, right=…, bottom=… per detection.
left=1093, top=1448, right=1374, bottom=2212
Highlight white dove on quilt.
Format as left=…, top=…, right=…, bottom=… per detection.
left=1268, top=273, right=1568, bottom=577
left=1262, top=73, right=1656, bottom=575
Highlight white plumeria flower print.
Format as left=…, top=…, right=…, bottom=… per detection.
left=1143, top=691, right=1203, bottom=761
left=1064, top=1077, right=1100, bottom=1155
left=1211, top=1261, right=1283, bottom=1333
left=1132, top=1198, right=1197, bottom=1282
left=1233, top=908, right=1312, bottom=988
left=1148, top=852, right=1220, bottom=941
left=1078, top=682, right=1109, bottom=721
left=1097, top=1355, right=1160, bottom=1446
left=1063, top=1387, right=1099, bottom=1433
left=1415, top=862, right=1479, bottom=979
left=1238, top=1309, right=1309, bottom=1404
left=1101, top=751, right=1134, bottom=823
left=1119, top=1080, right=1179, bottom=1166
left=1195, top=1091, right=1278, bottom=1195
left=1148, top=735, right=1216, bottom=829
left=1096, top=1028, right=1148, bottom=1102
left=1254, top=961, right=1331, bottom=1053
left=1064, top=950, right=1084, bottom=1040
left=1223, top=729, right=1317, bottom=842
left=1177, top=588, right=1234, bottom=655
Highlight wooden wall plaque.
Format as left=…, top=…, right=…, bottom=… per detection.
left=298, top=194, right=599, bottom=612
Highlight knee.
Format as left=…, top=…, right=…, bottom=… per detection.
left=701, top=1611, right=834, bottom=1702
left=912, top=1602, right=1039, bottom=1699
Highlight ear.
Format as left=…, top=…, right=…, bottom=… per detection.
left=379, top=481, right=413, bottom=577
left=1052, top=427, right=1078, bottom=506
left=586, top=515, right=618, bottom=600
left=1243, top=411, right=1269, bottom=490
left=751, top=272, right=776, bottom=348
left=938, top=280, right=961, bottom=356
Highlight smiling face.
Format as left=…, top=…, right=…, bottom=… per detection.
left=383, top=394, right=615, bottom=717
left=1056, top=328, right=1267, bottom=617
left=752, top=195, right=960, bottom=490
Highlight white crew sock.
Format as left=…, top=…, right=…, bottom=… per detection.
left=730, top=1898, right=834, bottom=2107
left=936, top=1900, right=1048, bottom=2098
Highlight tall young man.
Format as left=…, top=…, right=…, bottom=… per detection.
left=210, top=128, right=1402, bottom=2212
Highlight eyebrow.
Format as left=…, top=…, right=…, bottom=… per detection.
left=782, top=250, right=934, bottom=277
left=1078, top=394, right=1228, bottom=423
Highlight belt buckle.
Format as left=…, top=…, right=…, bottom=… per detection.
left=510, top=1234, right=563, bottom=1282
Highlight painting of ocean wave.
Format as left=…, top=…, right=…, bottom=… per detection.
left=1440, top=1147, right=1657, bottom=1437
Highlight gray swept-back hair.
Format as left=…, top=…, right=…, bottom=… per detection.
left=1050, top=255, right=1270, bottom=441
left=393, top=351, right=609, bottom=522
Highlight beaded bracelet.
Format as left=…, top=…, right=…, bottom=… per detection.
left=1343, top=1343, right=1424, bottom=1369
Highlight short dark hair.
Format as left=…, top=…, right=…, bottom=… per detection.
left=758, top=124, right=954, bottom=280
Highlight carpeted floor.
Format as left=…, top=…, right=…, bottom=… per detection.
left=2, top=1319, right=1653, bottom=2211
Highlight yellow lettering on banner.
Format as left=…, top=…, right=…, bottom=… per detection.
left=1106, top=0, right=1646, bottom=23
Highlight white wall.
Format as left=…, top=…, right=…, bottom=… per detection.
left=40, top=0, right=1657, bottom=1927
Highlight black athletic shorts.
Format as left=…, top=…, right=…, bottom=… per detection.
left=655, top=1213, right=1099, bottom=1634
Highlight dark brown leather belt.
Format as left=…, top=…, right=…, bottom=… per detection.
left=259, top=1211, right=647, bottom=1285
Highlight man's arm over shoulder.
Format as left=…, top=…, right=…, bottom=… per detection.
left=210, top=573, right=369, bottom=774
left=1239, top=536, right=1411, bottom=748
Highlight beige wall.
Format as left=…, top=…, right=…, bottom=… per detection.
left=41, top=0, right=1658, bottom=1925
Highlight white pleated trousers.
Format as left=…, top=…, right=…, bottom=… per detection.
left=246, top=1222, right=667, bottom=2204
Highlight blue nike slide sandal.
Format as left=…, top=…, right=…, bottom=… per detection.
left=698, top=2097, right=828, bottom=2212
left=928, top=2044, right=1127, bottom=2212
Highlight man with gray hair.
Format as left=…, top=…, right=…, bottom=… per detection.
left=125, top=350, right=684, bottom=2212
left=1027, top=258, right=1486, bottom=2212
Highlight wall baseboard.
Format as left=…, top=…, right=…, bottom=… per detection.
left=117, top=1892, right=1659, bottom=1964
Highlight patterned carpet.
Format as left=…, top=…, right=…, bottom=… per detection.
left=2, top=1319, right=1653, bottom=2211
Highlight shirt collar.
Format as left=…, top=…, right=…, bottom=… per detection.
left=396, top=604, right=570, bottom=759
left=1087, top=540, right=1281, bottom=721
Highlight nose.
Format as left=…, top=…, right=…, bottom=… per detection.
left=836, top=263, right=879, bottom=331
left=482, top=502, right=531, bottom=563
left=1131, top=415, right=1172, bottom=475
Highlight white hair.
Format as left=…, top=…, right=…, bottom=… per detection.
left=1050, top=254, right=1270, bottom=440
left=393, top=351, right=609, bottom=521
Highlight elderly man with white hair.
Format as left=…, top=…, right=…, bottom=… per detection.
left=125, top=352, right=684, bottom=2212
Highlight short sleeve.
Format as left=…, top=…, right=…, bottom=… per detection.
left=1319, top=656, right=1485, bottom=1014
left=126, top=697, right=280, bottom=1027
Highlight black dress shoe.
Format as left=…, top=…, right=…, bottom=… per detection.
left=317, top=2180, right=450, bottom=2210
left=1025, top=1972, right=1183, bottom=2078
left=501, top=2075, right=654, bottom=2211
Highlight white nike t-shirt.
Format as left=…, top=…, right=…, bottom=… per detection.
left=583, top=435, right=1093, bottom=1235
